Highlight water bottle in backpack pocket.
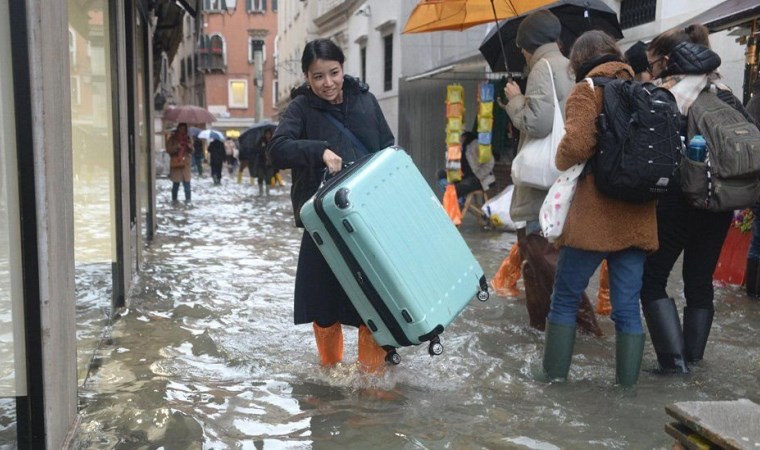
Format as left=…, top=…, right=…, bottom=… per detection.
left=682, top=89, right=760, bottom=212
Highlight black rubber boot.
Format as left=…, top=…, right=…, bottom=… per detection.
left=541, top=321, right=576, bottom=381
left=746, top=258, right=760, bottom=298
left=683, top=307, right=714, bottom=364
left=616, top=333, right=645, bottom=388
left=642, top=298, right=689, bottom=374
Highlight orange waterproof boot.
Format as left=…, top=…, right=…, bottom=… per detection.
left=313, top=322, right=343, bottom=366
left=596, top=260, right=611, bottom=316
left=358, top=325, right=386, bottom=372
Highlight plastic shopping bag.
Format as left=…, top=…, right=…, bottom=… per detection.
left=481, top=185, right=523, bottom=231
left=442, top=184, right=462, bottom=225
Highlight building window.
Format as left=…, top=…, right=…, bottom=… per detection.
left=383, top=34, right=392, bottom=91
left=229, top=79, right=248, bottom=108
left=69, top=29, right=76, bottom=66
left=249, top=38, right=266, bottom=64
left=271, top=0, right=277, bottom=12
left=1, top=0, right=27, bottom=406
left=209, top=34, right=225, bottom=70
left=204, top=0, right=223, bottom=12
left=360, top=46, right=366, bottom=83
left=71, top=76, right=81, bottom=105
left=246, top=0, right=266, bottom=13
left=620, top=0, right=657, bottom=29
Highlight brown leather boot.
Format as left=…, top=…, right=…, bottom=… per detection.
left=313, top=322, right=343, bottom=366
left=358, top=325, right=386, bottom=372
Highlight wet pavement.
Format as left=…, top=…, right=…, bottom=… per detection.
left=71, top=169, right=760, bottom=449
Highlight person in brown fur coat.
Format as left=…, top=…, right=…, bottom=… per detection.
left=538, top=31, right=658, bottom=388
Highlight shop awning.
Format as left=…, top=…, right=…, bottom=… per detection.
left=680, top=0, right=760, bottom=32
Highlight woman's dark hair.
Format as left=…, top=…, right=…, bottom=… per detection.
left=647, top=23, right=710, bottom=58
left=568, top=30, right=622, bottom=75
left=461, top=130, right=477, bottom=148
left=301, top=39, right=345, bottom=73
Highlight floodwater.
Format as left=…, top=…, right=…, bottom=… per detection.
left=71, top=170, right=760, bottom=449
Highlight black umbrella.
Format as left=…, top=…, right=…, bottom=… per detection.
left=238, top=121, right=278, bottom=153
left=479, top=0, right=624, bottom=73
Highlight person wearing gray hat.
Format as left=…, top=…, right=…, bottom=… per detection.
left=503, top=9, right=587, bottom=344
left=515, top=9, right=562, bottom=54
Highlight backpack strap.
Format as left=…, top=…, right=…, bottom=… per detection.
left=320, top=111, right=370, bottom=157
left=590, top=76, right=615, bottom=87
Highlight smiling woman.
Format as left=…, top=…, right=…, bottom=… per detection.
left=268, top=38, right=395, bottom=372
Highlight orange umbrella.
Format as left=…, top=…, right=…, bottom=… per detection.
left=403, top=0, right=555, bottom=72
left=402, top=0, right=554, bottom=33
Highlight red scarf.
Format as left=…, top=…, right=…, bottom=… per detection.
left=176, top=134, right=190, bottom=158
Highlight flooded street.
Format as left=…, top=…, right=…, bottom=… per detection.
left=72, top=171, right=760, bottom=449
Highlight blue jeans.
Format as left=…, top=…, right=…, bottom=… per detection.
left=549, top=246, right=646, bottom=334
left=172, top=181, right=191, bottom=201
left=193, top=155, right=203, bottom=176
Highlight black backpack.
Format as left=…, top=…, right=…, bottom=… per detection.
left=587, top=77, right=684, bottom=202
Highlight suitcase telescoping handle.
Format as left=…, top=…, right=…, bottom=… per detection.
left=319, top=162, right=354, bottom=186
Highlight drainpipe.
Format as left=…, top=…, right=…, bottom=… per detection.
left=252, top=39, right=264, bottom=122
left=743, top=19, right=757, bottom=105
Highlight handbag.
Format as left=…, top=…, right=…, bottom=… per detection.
left=539, top=162, right=585, bottom=243
left=510, top=59, right=564, bottom=189
left=170, top=154, right=186, bottom=169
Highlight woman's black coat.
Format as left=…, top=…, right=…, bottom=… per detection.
left=269, top=75, right=395, bottom=227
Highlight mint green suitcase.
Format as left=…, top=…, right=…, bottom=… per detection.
left=300, top=147, right=488, bottom=364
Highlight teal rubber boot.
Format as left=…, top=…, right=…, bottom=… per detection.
left=615, top=333, right=645, bottom=388
left=541, top=322, right=576, bottom=381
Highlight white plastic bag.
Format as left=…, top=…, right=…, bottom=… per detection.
left=539, top=162, right=585, bottom=242
left=510, top=59, right=564, bottom=189
left=481, top=185, right=525, bottom=231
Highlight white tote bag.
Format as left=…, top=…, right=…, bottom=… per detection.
left=539, top=162, right=585, bottom=243
left=511, top=59, right=564, bottom=189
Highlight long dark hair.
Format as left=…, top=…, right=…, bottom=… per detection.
left=301, top=39, right=345, bottom=73
left=647, top=23, right=710, bottom=58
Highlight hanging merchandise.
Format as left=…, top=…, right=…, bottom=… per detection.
left=445, top=83, right=465, bottom=184
left=447, top=144, right=462, bottom=161
left=477, top=81, right=494, bottom=164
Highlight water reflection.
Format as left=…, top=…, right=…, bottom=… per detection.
left=73, top=174, right=760, bottom=449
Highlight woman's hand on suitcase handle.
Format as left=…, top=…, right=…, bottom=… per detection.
left=323, top=149, right=343, bottom=174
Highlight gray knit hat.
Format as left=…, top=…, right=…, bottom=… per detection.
left=516, top=10, right=561, bottom=53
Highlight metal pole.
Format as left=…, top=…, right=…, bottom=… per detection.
left=744, top=19, right=757, bottom=105
left=490, top=0, right=510, bottom=72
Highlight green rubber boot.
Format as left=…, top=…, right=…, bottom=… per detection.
left=615, top=332, right=645, bottom=388
left=541, top=322, right=576, bottom=381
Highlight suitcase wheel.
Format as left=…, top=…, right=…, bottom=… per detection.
left=385, top=350, right=401, bottom=365
left=477, top=290, right=490, bottom=302
left=428, top=336, right=444, bottom=356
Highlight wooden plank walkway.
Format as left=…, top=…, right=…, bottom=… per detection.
left=666, top=399, right=760, bottom=450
